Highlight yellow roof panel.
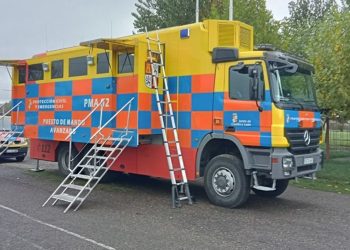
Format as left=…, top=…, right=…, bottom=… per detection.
left=80, top=38, right=136, bottom=51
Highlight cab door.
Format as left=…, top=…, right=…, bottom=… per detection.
left=223, top=60, right=272, bottom=147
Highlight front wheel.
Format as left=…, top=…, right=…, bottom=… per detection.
left=252, top=179, right=289, bottom=198
left=204, top=154, right=250, bottom=208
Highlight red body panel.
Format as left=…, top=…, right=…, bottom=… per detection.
left=30, top=139, right=60, bottom=161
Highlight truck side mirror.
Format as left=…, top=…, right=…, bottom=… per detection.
left=249, top=67, right=260, bottom=100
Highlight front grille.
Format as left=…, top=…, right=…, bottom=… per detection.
left=298, top=164, right=317, bottom=172
left=285, top=128, right=321, bottom=155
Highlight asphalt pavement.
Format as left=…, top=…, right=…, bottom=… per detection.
left=0, top=157, right=350, bottom=250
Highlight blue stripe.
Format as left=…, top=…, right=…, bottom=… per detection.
left=117, top=94, right=138, bottom=111
left=260, top=132, right=272, bottom=147
left=26, top=84, right=39, bottom=98
left=91, top=111, right=116, bottom=128
left=177, top=111, right=191, bottom=129
left=25, top=111, right=38, bottom=125
left=55, top=81, right=72, bottom=96
left=168, top=77, right=177, bottom=94
left=38, top=126, right=54, bottom=140
left=192, top=93, right=213, bottom=111
left=213, top=92, right=224, bottom=111
left=72, top=95, right=91, bottom=111
left=178, top=76, right=191, bottom=93
left=72, top=127, right=91, bottom=143
left=54, top=111, right=72, bottom=124
left=138, top=111, right=151, bottom=129
left=92, top=77, right=116, bottom=94
left=191, top=130, right=210, bottom=148
left=12, top=99, right=25, bottom=111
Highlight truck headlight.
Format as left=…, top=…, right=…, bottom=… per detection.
left=282, top=157, right=294, bottom=176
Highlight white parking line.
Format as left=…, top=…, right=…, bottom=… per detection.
left=0, top=204, right=116, bottom=250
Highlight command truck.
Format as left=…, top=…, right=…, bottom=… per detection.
left=1, top=19, right=323, bottom=210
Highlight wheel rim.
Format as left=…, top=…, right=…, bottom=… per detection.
left=212, top=167, right=236, bottom=197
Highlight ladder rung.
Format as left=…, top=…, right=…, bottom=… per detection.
left=148, top=50, right=161, bottom=54
left=161, top=127, right=175, bottom=130
left=164, top=140, right=179, bottom=144
left=153, top=63, right=164, bottom=67
left=71, top=174, right=99, bottom=180
left=52, top=193, right=82, bottom=203
left=160, top=114, right=173, bottom=117
left=167, top=154, right=182, bottom=157
left=157, top=100, right=177, bottom=104
left=170, top=168, right=184, bottom=172
left=62, top=184, right=89, bottom=191
left=147, top=37, right=159, bottom=42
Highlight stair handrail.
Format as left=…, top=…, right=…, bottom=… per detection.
left=0, top=101, right=22, bottom=121
left=89, top=97, right=134, bottom=141
left=64, top=99, right=105, bottom=141
left=65, top=99, right=105, bottom=173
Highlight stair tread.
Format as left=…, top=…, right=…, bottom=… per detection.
left=80, top=164, right=107, bottom=170
left=62, top=184, right=89, bottom=191
left=52, top=193, right=82, bottom=203
left=95, top=146, right=115, bottom=151
left=71, top=174, right=98, bottom=180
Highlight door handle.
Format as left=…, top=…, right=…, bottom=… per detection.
left=225, top=126, right=235, bottom=132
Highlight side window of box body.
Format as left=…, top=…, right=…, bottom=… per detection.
left=51, top=60, right=64, bottom=79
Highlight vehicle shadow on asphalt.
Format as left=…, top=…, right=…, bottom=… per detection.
left=98, top=172, right=317, bottom=211
left=7, top=161, right=316, bottom=212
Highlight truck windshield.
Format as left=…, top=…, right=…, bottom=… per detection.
left=269, top=62, right=318, bottom=110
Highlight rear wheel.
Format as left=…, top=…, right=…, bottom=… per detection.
left=252, top=179, right=289, bottom=198
left=204, top=154, right=250, bottom=208
left=57, top=145, right=79, bottom=176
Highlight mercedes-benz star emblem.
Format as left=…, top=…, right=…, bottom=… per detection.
left=304, top=130, right=311, bottom=146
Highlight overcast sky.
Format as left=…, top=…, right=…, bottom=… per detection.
left=0, top=0, right=290, bottom=103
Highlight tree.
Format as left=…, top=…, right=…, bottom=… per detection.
left=308, top=11, right=350, bottom=120
left=132, top=0, right=211, bottom=32
left=132, top=0, right=281, bottom=45
left=281, top=0, right=338, bottom=57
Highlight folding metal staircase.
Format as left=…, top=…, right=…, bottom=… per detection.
left=0, top=101, right=24, bottom=156
left=146, top=30, right=193, bottom=208
left=43, top=98, right=134, bottom=213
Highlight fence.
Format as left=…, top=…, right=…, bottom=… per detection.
left=328, top=120, right=350, bottom=152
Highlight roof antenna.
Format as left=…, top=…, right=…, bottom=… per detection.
left=229, top=0, right=234, bottom=20
left=196, top=0, right=199, bottom=22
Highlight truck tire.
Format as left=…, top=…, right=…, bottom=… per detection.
left=204, top=154, right=250, bottom=208
left=252, top=179, right=289, bottom=198
left=57, top=145, right=79, bottom=176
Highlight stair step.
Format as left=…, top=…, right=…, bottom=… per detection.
left=253, top=185, right=276, bottom=191
left=80, top=164, right=107, bottom=170
left=177, top=196, right=190, bottom=201
left=71, top=174, right=98, bottom=180
left=52, top=193, right=82, bottom=203
left=62, top=184, right=89, bottom=191
left=95, top=146, right=115, bottom=151
left=85, top=155, right=115, bottom=160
